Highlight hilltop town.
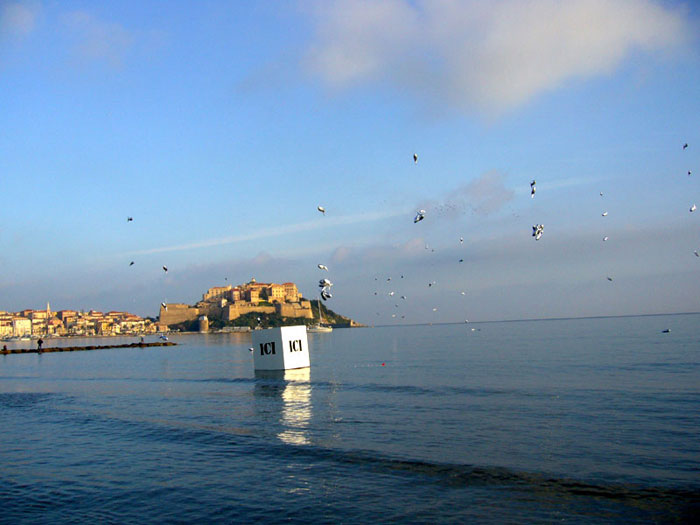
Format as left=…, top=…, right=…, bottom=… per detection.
left=160, top=278, right=358, bottom=330
left=0, top=304, right=159, bottom=340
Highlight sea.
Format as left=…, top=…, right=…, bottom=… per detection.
left=1, top=314, right=698, bottom=524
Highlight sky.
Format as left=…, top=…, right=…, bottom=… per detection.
left=1, top=0, right=699, bottom=324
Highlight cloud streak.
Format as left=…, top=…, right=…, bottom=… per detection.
left=306, top=0, right=688, bottom=115
left=128, top=208, right=406, bottom=256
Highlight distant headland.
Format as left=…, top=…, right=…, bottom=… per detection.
left=160, top=278, right=361, bottom=331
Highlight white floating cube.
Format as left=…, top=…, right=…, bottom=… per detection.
left=251, top=325, right=310, bottom=371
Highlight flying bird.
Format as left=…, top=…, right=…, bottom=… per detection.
left=159, top=334, right=168, bottom=341
left=688, top=171, right=692, bottom=176
left=317, top=205, right=325, bottom=215
left=460, top=291, right=466, bottom=295
left=414, top=209, right=426, bottom=223
left=162, top=266, right=168, bottom=273
left=694, top=250, right=699, bottom=257
left=459, top=259, right=464, bottom=263
left=690, top=204, right=697, bottom=213
left=683, top=143, right=688, bottom=150
left=413, top=153, right=418, bottom=163
left=530, top=180, right=536, bottom=198
left=532, top=224, right=544, bottom=240
left=319, top=278, right=333, bottom=288
left=318, top=264, right=328, bottom=271
left=389, top=291, right=395, bottom=296
left=602, top=212, right=608, bottom=217
left=460, top=237, right=463, bottom=244
left=603, top=236, right=609, bottom=241
left=129, top=261, right=134, bottom=266
left=607, top=276, right=613, bottom=281
left=401, top=295, right=407, bottom=300
left=600, top=192, right=604, bottom=197
left=161, top=302, right=167, bottom=310
left=127, top=217, right=133, bottom=222
left=321, top=289, right=332, bottom=301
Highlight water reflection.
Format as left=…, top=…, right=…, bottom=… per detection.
left=254, top=368, right=312, bottom=446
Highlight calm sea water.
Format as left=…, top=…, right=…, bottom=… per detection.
left=1, top=315, right=699, bottom=523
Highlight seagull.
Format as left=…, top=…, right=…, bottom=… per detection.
left=162, top=266, right=168, bottom=273
left=159, top=334, right=168, bottom=341
left=127, top=217, right=133, bottom=222
left=432, top=307, right=437, bottom=312
left=600, top=192, right=604, bottom=197
left=603, top=236, right=609, bottom=241
left=690, top=204, right=697, bottom=213
left=532, top=224, right=544, bottom=240
left=459, top=258, right=464, bottom=263
left=413, top=153, right=418, bottom=163
left=321, top=289, right=332, bottom=301
left=389, top=291, right=395, bottom=296
left=161, top=302, right=167, bottom=310
left=460, top=291, right=466, bottom=295
left=694, top=250, right=699, bottom=257
left=387, top=277, right=391, bottom=282
left=129, top=261, right=134, bottom=266
left=414, top=209, right=426, bottom=223
left=317, top=205, right=325, bottom=215
left=530, top=180, right=536, bottom=198
left=602, top=212, right=608, bottom=217
left=318, top=264, right=328, bottom=271
left=683, top=143, right=688, bottom=150
left=401, top=295, right=407, bottom=300
left=460, top=237, right=464, bottom=244
left=689, top=171, right=692, bottom=176
left=248, top=347, right=254, bottom=352
left=607, top=276, right=613, bottom=281
left=319, top=278, right=333, bottom=288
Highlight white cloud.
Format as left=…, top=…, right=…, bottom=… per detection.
left=417, top=170, right=515, bottom=219
left=61, top=10, right=133, bottom=67
left=306, top=0, right=688, bottom=115
left=0, top=1, right=39, bottom=37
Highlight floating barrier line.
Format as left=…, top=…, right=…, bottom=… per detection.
left=1, top=342, right=177, bottom=355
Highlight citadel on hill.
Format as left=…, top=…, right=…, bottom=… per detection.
left=159, top=278, right=316, bottom=328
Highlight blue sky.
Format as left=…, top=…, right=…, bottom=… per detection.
left=1, top=0, right=699, bottom=323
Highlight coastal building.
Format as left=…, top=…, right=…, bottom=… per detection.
left=12, top=318, right=31, bottom=337
left=0, top=306, right=156, bottom=340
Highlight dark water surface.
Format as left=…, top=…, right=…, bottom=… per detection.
left=1, top=315, right=699, bottom=523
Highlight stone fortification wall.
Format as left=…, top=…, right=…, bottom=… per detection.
left=160, top=304, right=199, bottom=326
left=222, top=303, right=276, bottom=321
left=277, top=300, right=313, bottom=319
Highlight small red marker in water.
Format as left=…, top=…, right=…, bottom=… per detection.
left=381, top=362, right=385, bottom=366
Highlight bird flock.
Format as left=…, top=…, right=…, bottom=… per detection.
left=130, top=143, right=695, bottom=326
left=361, top=144, right=696, bottom=323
